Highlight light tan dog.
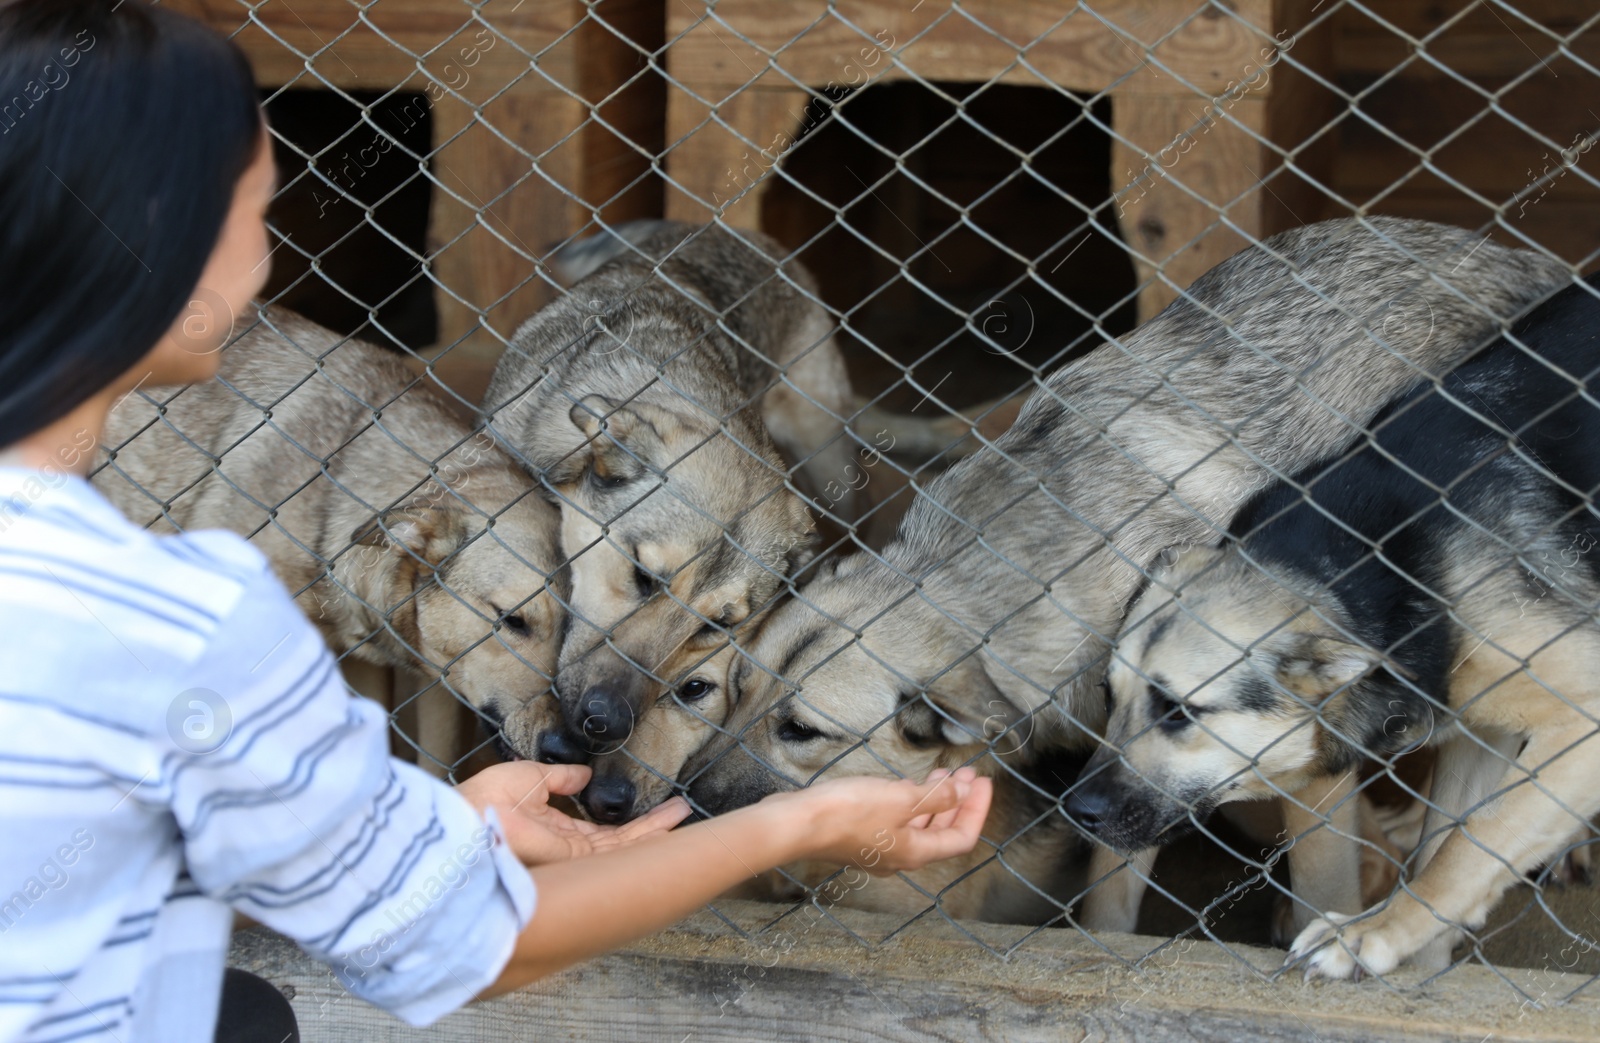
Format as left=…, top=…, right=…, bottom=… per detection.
left=94, top=308, right=566, bottom=753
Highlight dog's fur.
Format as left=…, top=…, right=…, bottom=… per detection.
left=680, top=218, right=1570, bottom=932
left=1080, top=276, right=1600, bottom=977
left=94, top=308, right=566, bottom=734
left=484, top=220, right=864, bottom=751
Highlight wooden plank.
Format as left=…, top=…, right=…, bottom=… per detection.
left=1332, top=75, right=1600, bottom=199
left=663, top=0, right=1282, bottom=97
left=1109, top=93, right=1272, bottom=318
left=1331, top=0, right=1599, bottom=81
left=664, top=84, right=813, bottom=227
left=164, top=0, right=582, bottom=89
left=228, top=899, right=1600, bottom=1042
left=425, top=88, right=574, bottom=362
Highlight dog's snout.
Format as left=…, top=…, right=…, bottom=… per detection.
left=580, top=775, right=637, bottom=825
left=1064, top=786, right=1112, bottom=833
left=536, top=727, right=590, bottom=765
left=575, top=684, right=635, bottom=749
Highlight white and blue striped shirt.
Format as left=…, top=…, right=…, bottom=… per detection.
left=0, top=468, right=536, bottom=1041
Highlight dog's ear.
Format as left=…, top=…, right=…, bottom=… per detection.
left=896, top=659, right=1022, bottom=750
left=553, top=394, right=679, bottom=487
left=351, top=504, right=468, bottom=566
left=1275, top=633, right=1381, bottom=698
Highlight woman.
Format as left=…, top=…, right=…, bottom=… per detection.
left=0, top=3, right=991, bottom=1041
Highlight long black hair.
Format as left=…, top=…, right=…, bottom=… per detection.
left=0, top=0, right=260, bottom=447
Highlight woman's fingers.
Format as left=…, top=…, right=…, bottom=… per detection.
left=620, top=796, right=692, bottom=841
left=526, top=762, right=595, bottom=798
left=886, top=775, right=992, bottom=870
left=903, top=769, right=964, bottom=819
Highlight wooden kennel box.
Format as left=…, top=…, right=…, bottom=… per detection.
left=164, top=0, right=662, bottom=364
left=662, top=0, right=1335, bottom=320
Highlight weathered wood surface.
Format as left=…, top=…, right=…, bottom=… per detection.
left=230, top=899, right=1600, bottom=1042
left=664, top=0, right=1280, bottom=96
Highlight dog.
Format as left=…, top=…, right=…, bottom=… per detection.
left=483, top=220, right=868, bottom=755
left=679, top=217, right=1570, bottom=933
left=1074, top=274, right=1598, bottom=978
left=496, top=641, right=741, bottom=824
left=93, top=307, right=567, bottom=750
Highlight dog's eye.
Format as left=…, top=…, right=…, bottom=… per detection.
left=678, top=679, right=715, bottom=702
left=491, top=604, right=531, bottom=636
left=1149, top=683, right=1191, bottom=732
left=588, top=467, right=628, bottom=491
left=777, top=717, right=824, bottom=743
left=633, top=564, right=656, bottom=598
left=1101, top=679, right=1114, bottom=717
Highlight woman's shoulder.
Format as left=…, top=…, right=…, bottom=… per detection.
left=1, top=469, right=274, bottom=659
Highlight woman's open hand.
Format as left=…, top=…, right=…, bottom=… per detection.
left=457, top=762, right=690, bottom=866
left=765, top=766, right=993, bottom=876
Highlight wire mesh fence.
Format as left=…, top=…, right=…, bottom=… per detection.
left=93, top=0, right=1600, bottom=1012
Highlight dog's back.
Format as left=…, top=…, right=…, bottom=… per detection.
left=491, top=220, right=827, bottom=437
left=94, top=309, right=565, bottom=685
left=98, top=309, right=476, bottom=588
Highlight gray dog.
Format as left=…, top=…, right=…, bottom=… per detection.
left=484, top=220, right=875, bottom=756
left=681, top=217, right=1569, bottom=931
left=95, top=308, right=566, bottom=747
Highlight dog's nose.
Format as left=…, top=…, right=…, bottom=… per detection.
left=536, top=727, right=589, bottom=765
left=1064, top=787, right=1111, bottom=833
left=576, top=685, right=634, bottom=748
left=580, top=776, right=636, bottom=825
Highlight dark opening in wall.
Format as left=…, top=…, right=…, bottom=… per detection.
left=261, top=89, right=437, bottom=352
left=764, top=81, right=1138, bottom=411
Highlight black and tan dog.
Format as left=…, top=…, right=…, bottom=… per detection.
left=1078, top=274, right=1598, bottom=977
left=680, top=217, right=1569, bottom=932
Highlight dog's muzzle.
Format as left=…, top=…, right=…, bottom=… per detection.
left=568, top=681, right=640, bottom=752
left=579, top=774, right=637, bottom=824
left=536, top=725, right=591, bottom=765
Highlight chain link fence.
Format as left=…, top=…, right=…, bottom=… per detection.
left=93, top=0, right=1600, bottom=1014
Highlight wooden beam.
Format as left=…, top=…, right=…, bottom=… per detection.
left=663, top=0, right=1280, bottom=98
left=230, top=899, right=1600, bottom=1041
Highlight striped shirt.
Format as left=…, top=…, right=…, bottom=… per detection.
left=0, top=468, right=536, bottom=1041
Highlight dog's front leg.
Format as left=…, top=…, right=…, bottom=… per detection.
left=1079, top=843, right=1157, bottom=933
left=1274, top=772, right=1363, bottom=945
left=1407, top=730, right=1520, bottom=971
left=1291, top=722, right=1600, bottom=980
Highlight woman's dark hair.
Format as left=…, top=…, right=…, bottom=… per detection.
left=0, top=0, right=260, bottom=447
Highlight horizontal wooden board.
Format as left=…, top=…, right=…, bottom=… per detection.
left=664, top=0, right=1294, bottom=97
left=229, top=899, right=1600, bottom=1042
left=1330, top=0, right=1599, bottom=80
left=162, top=0, right=641, bottom=94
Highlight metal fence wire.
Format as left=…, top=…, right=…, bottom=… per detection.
left=93, top=0, right=1600, bottom=1006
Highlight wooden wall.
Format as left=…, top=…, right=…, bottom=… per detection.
left=1327, top=1, right=1599, bottom=266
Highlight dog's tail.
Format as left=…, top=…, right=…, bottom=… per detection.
left=547, top=220, right=677, bottom=286
left=850, top=391, right=1027, bottom=462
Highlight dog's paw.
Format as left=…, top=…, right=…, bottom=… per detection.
left=1286, top=912, right=1404, bottom=982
